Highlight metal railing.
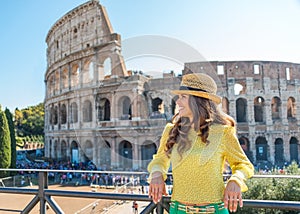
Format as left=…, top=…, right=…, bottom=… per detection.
left=0, top=169, right=300, bottom=214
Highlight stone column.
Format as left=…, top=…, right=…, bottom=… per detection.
left=110, top=136, right=118, bottom=168
left=132, top=138, right=140, bottom=170
left=266, top=134, right=275, bottom=164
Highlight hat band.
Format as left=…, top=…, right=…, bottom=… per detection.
left=179, top=86, right=208, bottom=93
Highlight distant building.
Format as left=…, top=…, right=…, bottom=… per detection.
left=185, top=61, right=300, bottom=167
left=44, top=0, right=179, bottom=170
left=44, top=0, right=299, bottom=170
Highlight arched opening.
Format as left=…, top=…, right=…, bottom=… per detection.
left=119, top=96, right=132, bottom=120
left=274, top=138, right=284, bottom=164
left=61, top=140, right=67, bottom=161
left=62, top=68, right=68, bottom=89
left=70, top=141, right=79, bottom=163
left=119, top=141, right=132, bottom=169
left=97, top=98, right=110, bottom=121
left=71, top=64, right=80, bottom=88
left=236, top=98, right=247, bottom=122
left=239, top=137, right=253, bottom=162
left=54, top=106, right=58, bottom=125
left=150, top=98, right=166, bottom=119
left=83, top=60, right=93, bottom=83
left=83, top=100, right=92, bottom=122
left=290, top=137, right=299, bottom=162
left=287, top=97, right=296, bottom=120
left=103, top=57, right=112, bottom=78
left=254, top=96, right=265, bottom=123
left=271, top=96, right=281, bottom=120
left=60, top=104, right=67, bottom=124
left=70, top=102, right=78, bottom=123
left=256, top=137, right=268, bottom=161
left=141, top=141, right=157, bottom=169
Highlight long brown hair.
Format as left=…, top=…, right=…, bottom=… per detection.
left=165, top=95, right=235, bottom=157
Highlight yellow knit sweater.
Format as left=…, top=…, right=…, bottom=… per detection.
left=147, top=123, right=254, bottom=204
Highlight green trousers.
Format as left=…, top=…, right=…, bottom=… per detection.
left=169, top=201, right=229, bottom=214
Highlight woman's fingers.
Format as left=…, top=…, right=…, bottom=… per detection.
left=223, top=181, right=242, bottom=212
left=148, top=173, right=165, bottom=204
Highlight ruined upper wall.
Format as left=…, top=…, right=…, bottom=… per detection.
left=185, top=61, right=300, bottom=91
left=45, top=0, right=120, bottom=68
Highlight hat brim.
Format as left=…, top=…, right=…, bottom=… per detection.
left=172, top=90, right=222, bottom=104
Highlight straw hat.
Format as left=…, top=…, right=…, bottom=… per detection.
left=172, top=73, right=221, bottom=104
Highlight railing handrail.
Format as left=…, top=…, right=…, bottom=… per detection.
left=1, top=168, right=300, bottom=179
left=0, top=169, right=300, bottom=213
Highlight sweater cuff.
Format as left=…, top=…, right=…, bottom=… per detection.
left=228, top=170, right=248, bottom=192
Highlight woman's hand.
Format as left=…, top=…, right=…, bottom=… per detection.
left=223, top=181, right=242, bottom=212
left=148, top=171, right=167, bottom=203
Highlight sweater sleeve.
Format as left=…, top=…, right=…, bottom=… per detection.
left=223, top=126, right=254, bottom=192
left=147, top=123, right=173, bottom=181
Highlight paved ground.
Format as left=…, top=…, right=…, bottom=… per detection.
left=0, top=184, right=153, bottom=214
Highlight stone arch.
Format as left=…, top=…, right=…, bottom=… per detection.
left=119, top=140, right=132, bottom=169
left=83, top=100, right=92, bottom=122
left=60, top=104, right=67, bottom=124
left=274, top=138, right=284, bottom=163
left=236, top=98, right=247, bottom=122
left=70, top=141, right=79, bottom=163
left=119, top=96, right=132, bottom=120
left=271, top=96, right=281, bottom=120
left=141, top=141, right=157, bottom=169
left=70, top=102, right=78, bottom=123
left=71, top=63, right=80, bottom=88
left=97, top=98, right=110, bottom=121
left=254, top=96, right=265, bottom=123
left=290, top=137, right=299, bottom=162
left=287, top=97, right=296, bottom=119
left=256, top=137, right=268, bottom=161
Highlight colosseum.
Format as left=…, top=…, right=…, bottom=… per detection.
left=44, top=0, right=300, bottom=171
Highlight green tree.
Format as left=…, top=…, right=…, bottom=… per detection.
left=14, top=103, right=44, bottom=137
left=0, top=105, right=11, bottom=177
left=5, top=108, right=16, bottom=170
left=14, top=103, right=44, bottom=147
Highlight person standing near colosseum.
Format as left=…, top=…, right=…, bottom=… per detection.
left=147, top=72, right=254, bottom=213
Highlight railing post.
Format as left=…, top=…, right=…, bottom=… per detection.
left=156, top=201, right=164, bottom=214
left=38, top=171, right=48, bottom=214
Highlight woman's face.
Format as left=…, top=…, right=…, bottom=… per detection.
left=176, top=94, right=193, bottom=121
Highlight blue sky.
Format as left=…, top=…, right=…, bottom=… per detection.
left=0, top=0, right=300, bottom=111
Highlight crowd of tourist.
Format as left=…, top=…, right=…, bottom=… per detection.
left=15, top=159, right=149, bottom=187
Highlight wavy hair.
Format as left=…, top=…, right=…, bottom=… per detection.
left=165, top=95, right=235, bottom=157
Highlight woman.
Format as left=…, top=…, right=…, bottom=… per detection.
left=148, top=73, right=254, bottom=213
